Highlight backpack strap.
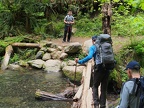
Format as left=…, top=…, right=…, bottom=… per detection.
left=128, top=78, right=141, bottom=96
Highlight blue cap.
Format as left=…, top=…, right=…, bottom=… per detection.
left=125, top=60, right=140, bottom=70
left=92, top=35, right=97, bottom=41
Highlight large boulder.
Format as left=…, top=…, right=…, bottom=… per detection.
left=82, top=39, right=92, bottom=54
left=62, top=65, right=85, bottom=82
left=64, top=42, right=82, bottom=54
left=43, top=59, right=61, bottom=73
left=27, top=59, right=45, bottom=69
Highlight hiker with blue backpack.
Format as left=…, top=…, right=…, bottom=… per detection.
left=75, top=34, right=115, bottom=108
left=63, top=10, right=74, bottom=43
left=116, top=60, right=144, bottom=108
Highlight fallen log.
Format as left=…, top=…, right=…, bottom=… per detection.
left=1, top=45, right=13, bottom=70
left=1, top=43, right=41, bottom=70
left=12, top=42, right=41, bottom=48
left=35, top=88, right=78, bottom=102
left=35, top=89, right=72, bottom=101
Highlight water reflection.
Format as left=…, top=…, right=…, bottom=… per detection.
left=0, top=69, right=72, bottom=108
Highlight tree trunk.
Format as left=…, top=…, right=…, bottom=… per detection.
left=101, top=2, right=112, bottom=35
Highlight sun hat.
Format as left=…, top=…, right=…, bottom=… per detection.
left=125, top=60, right=140, bottom=70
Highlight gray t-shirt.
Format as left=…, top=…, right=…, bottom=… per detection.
left=64, top=15, right=74, bottom=26
left=118, top=81, right=139, bottom=108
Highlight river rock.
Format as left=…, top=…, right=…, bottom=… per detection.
left=27, top=59, right=45, bottom=69
left=35, top=50, right=44, bottom=59
left=43, top=59, right=61, bottom=73
left=59, top=53, right=68, bottom=60
left=64, top=42, right=82, bottom=54
left=62, top=65, right=85, bottom=81
left=51, top=51, right=62, bottom=59
left=67, top=60, right=76, bottom=66
left=8, top=64, right=22, bottom=71
left=42, top=53, right=51, bottom=61
left=47, top=48, right=56, bottom=53
left=82, top=39, right=92, bottom=54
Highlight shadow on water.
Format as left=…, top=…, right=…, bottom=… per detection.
left=0, top=68, right=72, bottom=108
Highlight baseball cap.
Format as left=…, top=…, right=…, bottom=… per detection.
left=92, top=35, right=97, bottom=41
left=125, top=60, right=140, bottom=70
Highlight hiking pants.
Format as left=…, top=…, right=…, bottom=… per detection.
left=63, top=25, right=72, bottom=42
left=92, top=64, right=110, bottom=108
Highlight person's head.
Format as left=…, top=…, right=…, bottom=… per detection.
left=68, top=10, right=72, bottom=15
left=92, top=35, right=97, bottom=44
left=125, top=60, right=140, bottom=78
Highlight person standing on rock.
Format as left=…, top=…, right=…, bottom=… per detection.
left=63, top=10, right=74, bottom=43
left=75, top=36, right=111, bottom=108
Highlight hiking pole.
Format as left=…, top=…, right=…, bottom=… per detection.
left=73, top=60, right=77, bottom=95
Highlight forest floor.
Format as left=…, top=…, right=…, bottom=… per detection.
left=50, top=36, right=130, bottom=53
left=50, top=35, right=144, bottom=53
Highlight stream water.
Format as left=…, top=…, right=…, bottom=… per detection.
left=0, top=68, right=72, bottom=108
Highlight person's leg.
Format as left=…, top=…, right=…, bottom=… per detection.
left=99, top=69, right=110, bottom=108
left=93, top=64, right=103, bottom=106
left=63, top=26, right=68, bottom=42
left=67, top=26, right=72, bottom=42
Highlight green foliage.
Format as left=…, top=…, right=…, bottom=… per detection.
left=10, top=53, right=19, bottom=63
left=112, top=13, right=144, bottom=36
left=10, top=48, right=37, bottom=63
left=134, top=40, right=144, bottom=55
left=75, top=15, right=102, bottom=36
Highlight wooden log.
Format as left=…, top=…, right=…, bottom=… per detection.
left=1, top=42, right=41, bottom=70
left=72, top=68, right=86, bottom=108
left=86, top=88, right=94, bottom=108
left=35, top=89, right=73, bottom=101
left=81, top=62, right=92, bottom=108
left=1, top=45, right=13, bottom=70
left=12, top=42, right=41, bottom=48
left=73, top=84, right=83, bottom=102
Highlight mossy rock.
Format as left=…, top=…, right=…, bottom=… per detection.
left=63, top=70, right=82, bottom=82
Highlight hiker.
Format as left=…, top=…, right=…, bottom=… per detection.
left=63, top=10, right=74, bottom=43
left=75, top=36, right=111, bottom=108
left=116, top=60, right=141, bottom=108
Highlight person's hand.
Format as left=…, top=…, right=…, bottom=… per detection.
left=81, top=77, right=84, bottom=84
left=75, top=58, right=79, bottom=63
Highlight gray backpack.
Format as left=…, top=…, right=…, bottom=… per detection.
left=95, top=34, right=115, bottom=70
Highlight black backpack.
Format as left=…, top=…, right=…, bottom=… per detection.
left=131, top=77, right=144, bottom=108
left=95, top=34, right=115, bottom=70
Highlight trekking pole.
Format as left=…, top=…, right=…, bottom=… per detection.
left=73, top=61, right=77, bottom=95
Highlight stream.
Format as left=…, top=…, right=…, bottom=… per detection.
left=0, top=68, right=72, bottom=108
left=0, top=68, right=119, bottom=108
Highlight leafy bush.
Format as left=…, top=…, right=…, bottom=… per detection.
left=74, top=15, right=102, bottom=36
left=112, top=13, right=144, bottom=36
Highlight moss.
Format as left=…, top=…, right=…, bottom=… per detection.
left=63, top=70, right=82, bottom=82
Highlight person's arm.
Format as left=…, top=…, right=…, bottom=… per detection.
left=64, top=16, right=68, bottom=24
left=77, top=45, right=96, bottom=64
left=119, top=83, right=130, bottom=108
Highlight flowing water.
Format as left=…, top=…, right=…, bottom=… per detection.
left=0, top=68, right=72, bottom=108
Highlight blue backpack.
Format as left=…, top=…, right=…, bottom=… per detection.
left=131, top=77, right=144, bottom=108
